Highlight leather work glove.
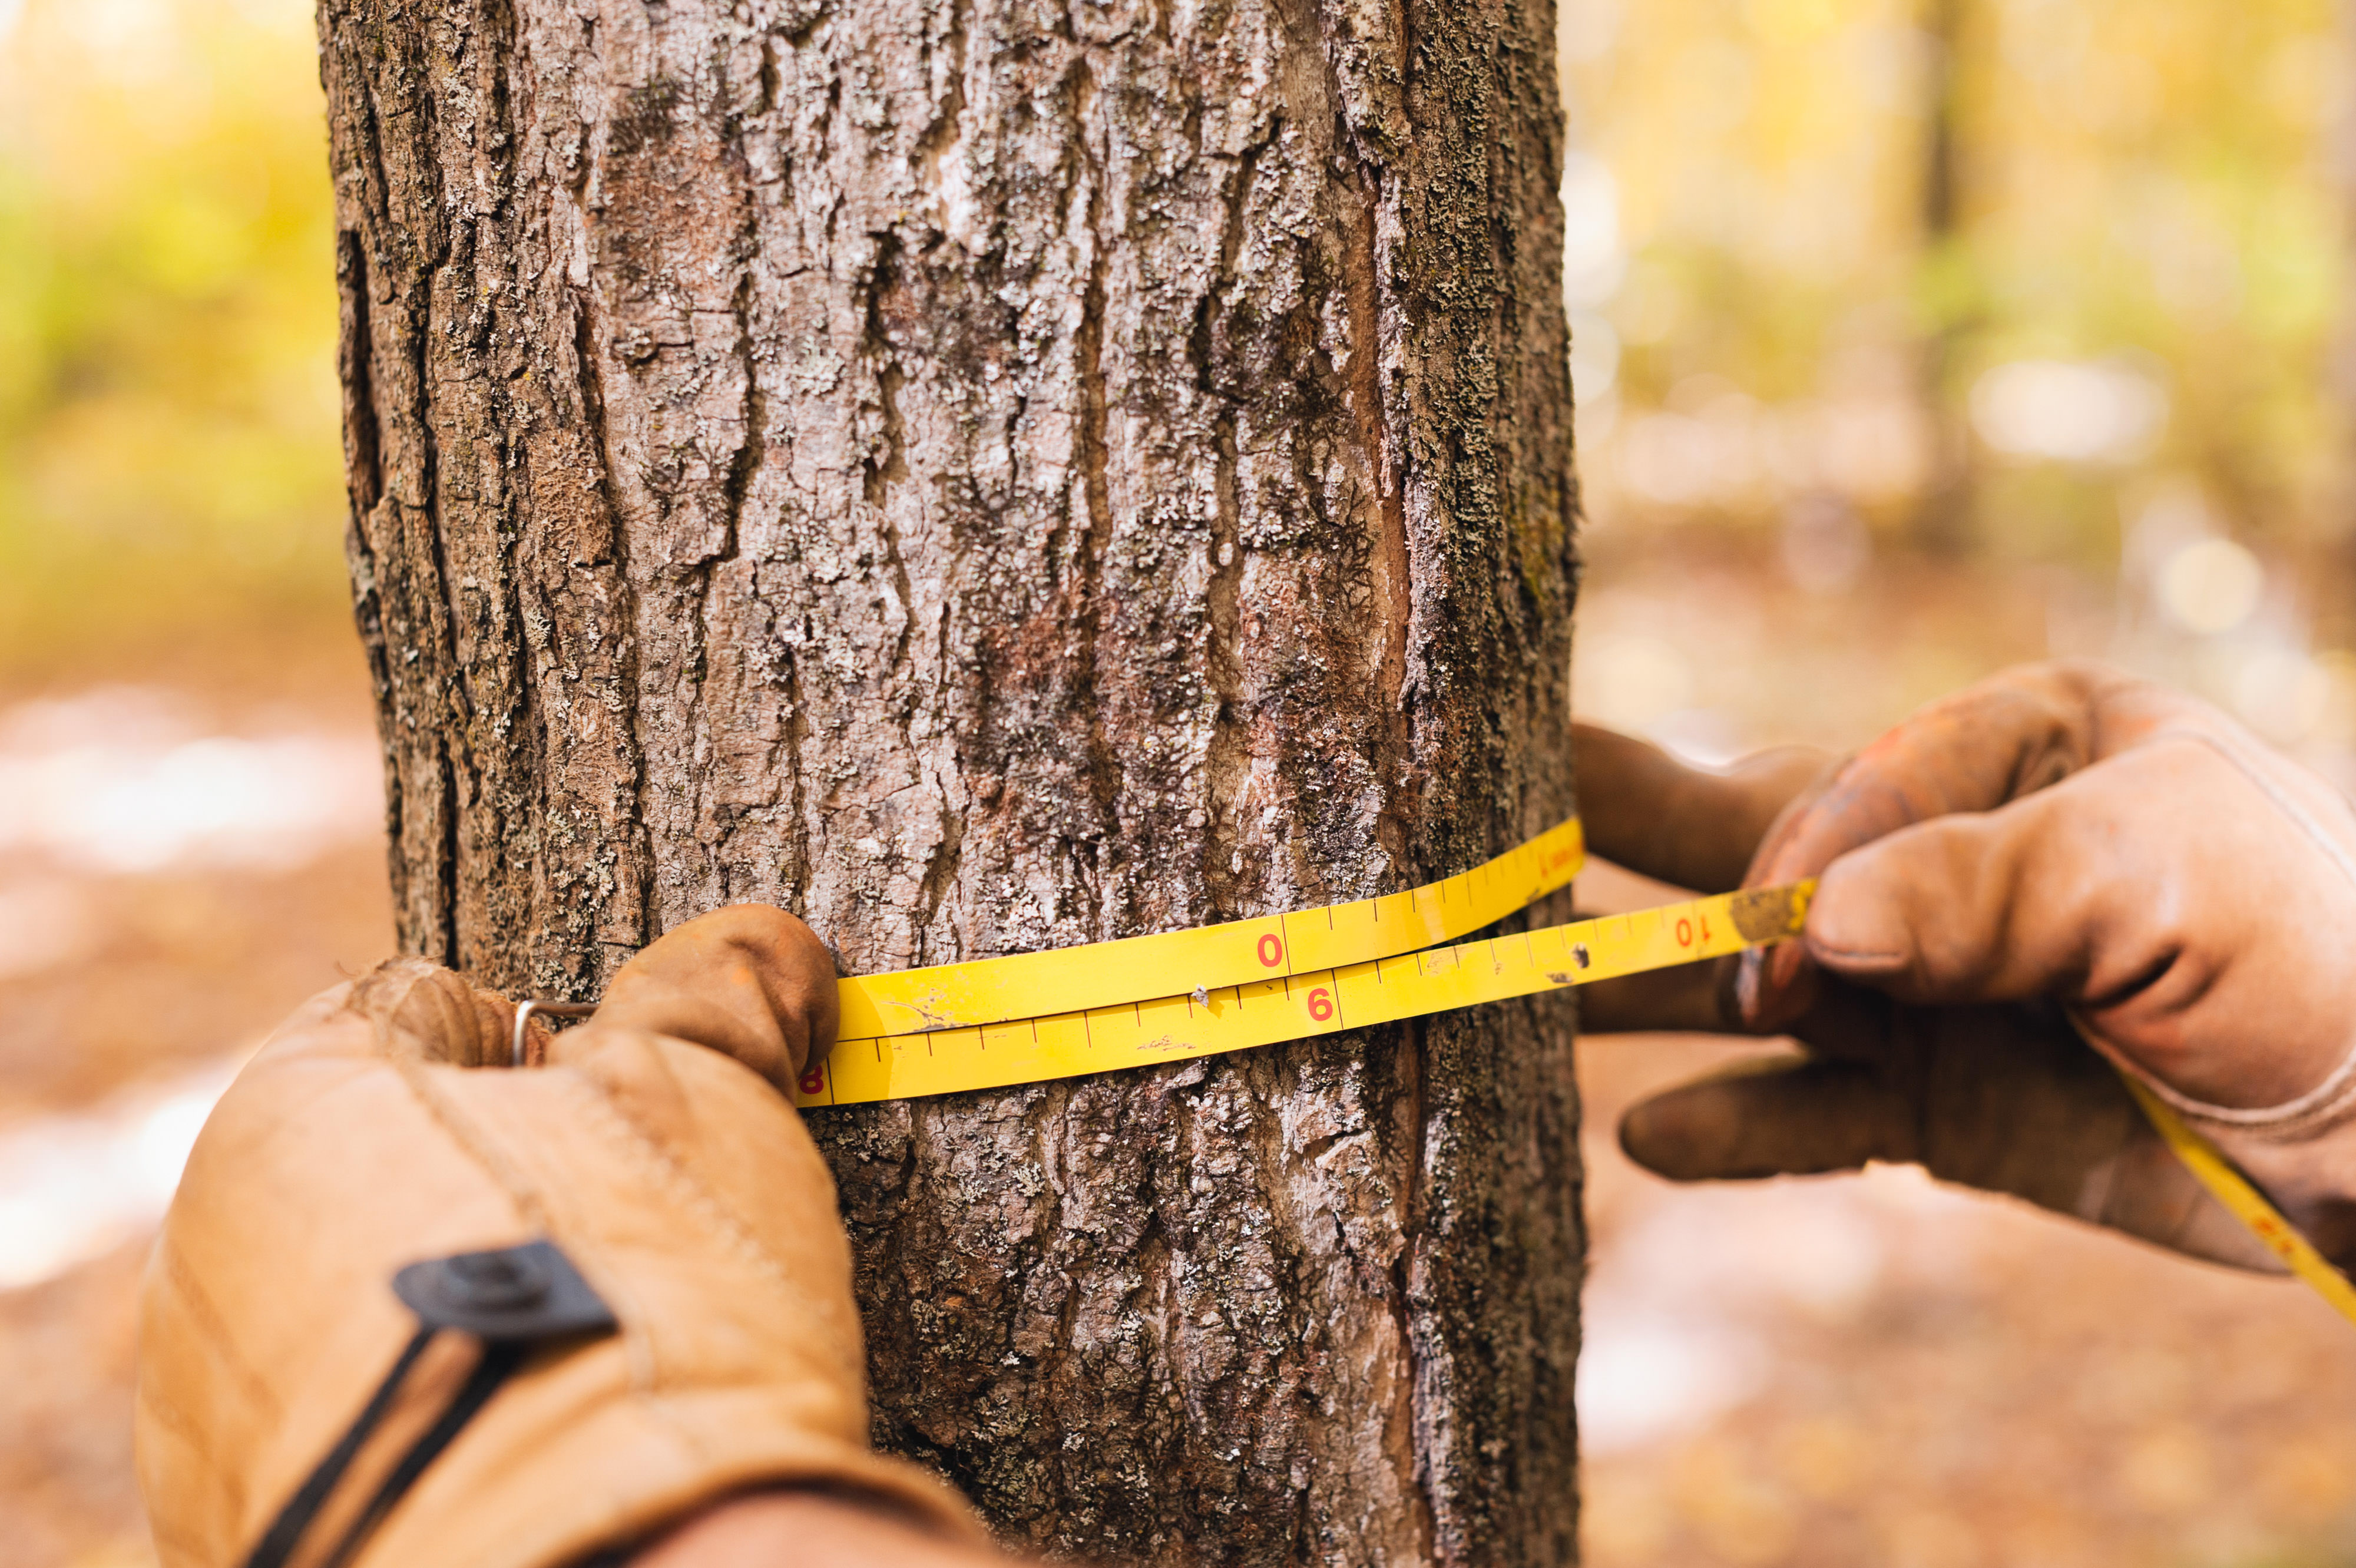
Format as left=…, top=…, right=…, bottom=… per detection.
left=1578, top=660, right=2356, bottom=1275
left=135, top=905, right=988, bottom=1568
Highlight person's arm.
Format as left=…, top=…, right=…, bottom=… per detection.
left=1577, top=660, right=2356, bottom=1273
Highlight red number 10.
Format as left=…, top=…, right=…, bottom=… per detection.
left=1674, top=913, right=1715, bottom=949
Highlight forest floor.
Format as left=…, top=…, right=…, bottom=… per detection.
left=4, top=530, right=2355, bottom=1567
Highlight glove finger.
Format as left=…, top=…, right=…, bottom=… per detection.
left=1620, top=1000, right=2281, bottom=1271
left=1909, top=1000, right=2284, bottom=1272
left=1802, top=790, right=2109, bottom=1009
left=1821, top=733, right=2356, bottom=1110
left=1621, top=1003, right=2281, bottom=1271
left=348, top=958, right=528, bottom=1067
left=1574, top=723, right=1829, bottom=893
left=1618, top=1057, right=1921, bottom=1180
left=591, top=905, right=841, bottom=1092
left=1738, top=661, right=2123, bottom=1026
left=1577, top=953, right=1890, bottom=1049
left=1802, top=750, right=2275, bottom=1019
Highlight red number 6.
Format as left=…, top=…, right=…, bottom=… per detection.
left=1307, top=987, right=1335, bottom=1023
left=1258, top=933, right=1285, bottom=968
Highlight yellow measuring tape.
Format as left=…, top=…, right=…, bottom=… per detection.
left=802, top=886, right=1812, bottom=1106
left=830, top=818, right=1591, bottom=1041
left=794, top=817, right=1808, bottom=1109
left=775, top=812, right=2356, bottom=1326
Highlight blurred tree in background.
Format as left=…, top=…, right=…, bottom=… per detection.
left=1567, top=0, right=2347, bottom=550
left=1563, top=0, right=2356, bottom=760
left=0, top=0, right=342, bottom=683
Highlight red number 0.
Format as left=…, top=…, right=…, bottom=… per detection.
left=1306, top=987, right=1335, bottom=1023
left=1675, top=917, right=1694, bottom=947
left=798, top=1063, right=826, bottom=1097
left=1258, top=933, right=1285, bottom=968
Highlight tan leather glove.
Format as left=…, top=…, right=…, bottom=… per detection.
left=135, top=905, right=986, bottom=1568
left=1578, top=660, right=2356, bottom=1273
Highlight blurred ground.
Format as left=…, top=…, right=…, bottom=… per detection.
left=1580, top=1030, right=2356, bottom=1568
left=0, top=643, right=392, bottom=1568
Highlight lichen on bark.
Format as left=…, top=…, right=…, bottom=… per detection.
left=320, top=0, right=1583, bottom=1560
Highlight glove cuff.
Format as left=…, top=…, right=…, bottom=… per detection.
left=360, top=1358, right=985, bottom=1567
left=2125, top=1036, right=2356, bottom=1143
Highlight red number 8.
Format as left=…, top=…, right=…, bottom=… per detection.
left=1307, top=987, right=1334, bottom=1023
left=798, top=1064, right=826, bottom=1096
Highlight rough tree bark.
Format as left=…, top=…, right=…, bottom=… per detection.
left=318, top=2, right=1582, bottom=1562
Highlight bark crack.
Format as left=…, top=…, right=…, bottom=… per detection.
left=721, top=272, right=760, bottom=568
left=1396, top=1016, right=1439, bottom=1564
left=916, top=0, right=970, bottom=178
left=861, top=237, right=921, bottom=700
left=569, top=277, right=654, bottom=958
left=335, top=229, right=383, bottom=512
left=1345, top=151, right=1417, bottom=881
left=778, top=595, right=812, bottom=904
left=1194, top=123, right=1273, bottom=921
left=409, top=285, right=471, bottom=967
left=1067, top=55, right=1124, bottom=933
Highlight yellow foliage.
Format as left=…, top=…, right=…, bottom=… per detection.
left=0, top=0, right=343, bottom=681
left=1565, top=0, right=2351, bottom=558
left=1, top=0, right=2348, bottom=679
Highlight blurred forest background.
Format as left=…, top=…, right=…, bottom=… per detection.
left=7, top=0, right=2356, bottom=1564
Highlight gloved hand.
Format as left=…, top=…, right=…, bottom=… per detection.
left=1578, top=661, right=2356, bottom=1273
left=135, top=905, right=989, bottom=1568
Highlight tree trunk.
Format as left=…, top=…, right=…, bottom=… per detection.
left=318, top=2, right=1582, bottom=1563
left=1911, top=0, right=1976, bottom=553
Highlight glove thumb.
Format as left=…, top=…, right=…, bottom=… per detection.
left=1801, top=782, right=2102, bottom=1008
left=591, top=905, right=840, bottom=1092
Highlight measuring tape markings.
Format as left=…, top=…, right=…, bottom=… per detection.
left=797, top=809, right=2356, bottom=1326
left=833, top=818, right=1589, bottom=1040
left=796, top=881, right=1814, bottom=1107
